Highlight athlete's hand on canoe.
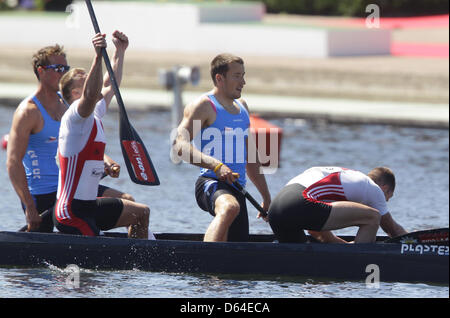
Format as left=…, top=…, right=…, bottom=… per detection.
left=92, top=32, right=107, bottom=56
left=257, top=198, right=271, bottom=222
left=105, top=162, right=121, bottom=178
left=112, top=30, right=129, bottom=52
left=25, top=206, right=42, bottom=231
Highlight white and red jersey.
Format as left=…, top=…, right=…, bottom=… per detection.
left=55, top=99, right=107, bottom=220
left=287, top=167, right=389, bottom=215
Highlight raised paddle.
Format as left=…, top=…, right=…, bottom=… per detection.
left=85, top=0, right=159, bottom=186
left=384, top=227, right=449, bottom=244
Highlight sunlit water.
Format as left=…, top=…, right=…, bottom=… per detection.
left=0, top=104, right=448, bottom=298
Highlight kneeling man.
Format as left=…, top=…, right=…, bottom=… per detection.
left=268, top=166, right=407, bottom=243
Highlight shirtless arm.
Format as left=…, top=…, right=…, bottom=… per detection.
left=6, top=103, right=42, bottom=230
left=77, top=33, right=106, bottom=118
left=103, top=153, right=120, bottom=178
left=241, top=100, right=271, bottom=217
left=173, top=97, right=237, bottom=184
left=101, top=30, right=128, bottom=107
left=380, top=212, right=408, bottom=237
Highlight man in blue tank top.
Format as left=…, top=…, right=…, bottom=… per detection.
left=7, top=45, right=69, bottom=232
left=7, top=41, right=133, bottom=232
left=173, top=53, right=271, bottom=242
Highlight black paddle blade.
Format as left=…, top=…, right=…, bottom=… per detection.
left=120, top=121, right=160, bottom=186
left=385, top=227, right=449, bottom=244
left=85, top=0, right=159, bottom=186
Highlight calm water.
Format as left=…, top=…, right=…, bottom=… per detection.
left=0, top=104, right=448, bottom=298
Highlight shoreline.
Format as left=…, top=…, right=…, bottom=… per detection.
left=0, top=12, right=448, bottom=129
left=1, top=82, right=447, bottom=129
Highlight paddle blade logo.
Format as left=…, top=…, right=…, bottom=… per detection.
left=122, top=140, right=156, bottom=183
left=419, top=232, right=449, bottom=244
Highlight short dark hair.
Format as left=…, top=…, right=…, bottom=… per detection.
left=210, top=53, right=244, bottom=85
left=31, top=44, right=66, bottom=80
left=59, top=68, right=86, bottom=104
left=368, top=167, right=396, bottom=192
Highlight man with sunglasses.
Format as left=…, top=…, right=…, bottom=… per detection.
left=39, top=64, right=71, bottom=73
left=7, top=39, right=133, bottom=233
left=7, top=44, right=69, bottom=232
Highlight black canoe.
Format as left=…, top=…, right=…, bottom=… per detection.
left=0, top=231, right=448, bottom=285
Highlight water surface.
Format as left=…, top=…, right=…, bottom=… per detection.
left=0, top=105, right=448, bottom=298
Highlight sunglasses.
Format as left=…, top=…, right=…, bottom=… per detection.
left=40, top=64, right=71, bottom=73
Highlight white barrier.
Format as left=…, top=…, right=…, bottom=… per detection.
left=0, top=1, right=391, bottom=57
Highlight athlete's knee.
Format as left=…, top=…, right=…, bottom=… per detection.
left=366, top=209, right=381, bottom=225
left=224, top=201, right=240, bottom=219
left=139, top=205, right=150, bottom=222
left=216, top=200, right=240, bottom=220
left=125, top=203, right=149, bottom=225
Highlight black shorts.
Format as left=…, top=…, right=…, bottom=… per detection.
left=268, top=183, right=332, bottom=243
left=21, top=192, right=57, bottom=233
left=195, top=176, right=249, bottom=242
left=53, top=197, right=123, bottom=236
left=96, top=185, right=110, bottom=197
left=21, top=185, right=111, bottom=233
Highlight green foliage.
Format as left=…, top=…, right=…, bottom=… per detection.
left=0, top=0, right=14, bottom=11
left=34, top=0, right=45, bottom=10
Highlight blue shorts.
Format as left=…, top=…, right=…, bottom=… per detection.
left=195, top=176, right=249, bottom=242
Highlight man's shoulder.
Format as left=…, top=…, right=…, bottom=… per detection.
left=343, top=168, right=368, bottom=180
left=341, top=169, right=374, bottom=190
left=186, top=94, right=216, bottom=115
left=195, top=94, right=214, bottom=108
left=15, top=97, right=41, bottom=120
left=237, top=98, right=249, bottom=109
left=8, top=97, right=43, bottom=136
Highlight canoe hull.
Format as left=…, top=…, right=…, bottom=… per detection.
left=0, top=231, right=448, bottom=285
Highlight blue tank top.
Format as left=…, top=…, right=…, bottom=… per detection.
left=23, top=96, right=62, bottom=195
left=195, top=94, right=250, bottom=186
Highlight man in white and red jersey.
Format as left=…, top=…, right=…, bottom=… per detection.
left=268, top=167, right=407, bottom=244
left=54, top=32, right=150, bottom=238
